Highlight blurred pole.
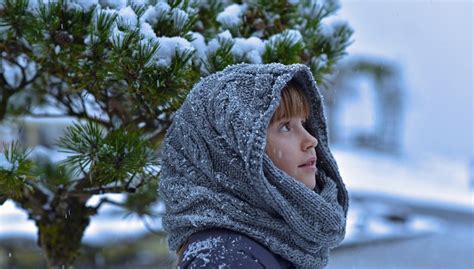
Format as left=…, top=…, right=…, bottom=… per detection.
left=470, top=157, right=474, bottom=190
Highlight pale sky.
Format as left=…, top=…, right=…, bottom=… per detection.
left=336, top=0, right=473, bottom=161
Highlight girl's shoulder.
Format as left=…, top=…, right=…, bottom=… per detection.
left=177, top=228, right=293, bottom=269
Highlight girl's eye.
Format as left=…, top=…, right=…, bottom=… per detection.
left=280, top=122, right=290, bottom=132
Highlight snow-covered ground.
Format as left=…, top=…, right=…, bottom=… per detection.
left=333, top=146, right=474, bottom=213
left=1, top=147, right=471, bottom=247
left=0, top=194, right=164, bottom=246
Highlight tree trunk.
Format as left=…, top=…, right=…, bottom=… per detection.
left=36, top=198, right=93, bottom=269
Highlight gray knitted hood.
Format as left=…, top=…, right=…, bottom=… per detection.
left=159, top=63, right=348, bottom=268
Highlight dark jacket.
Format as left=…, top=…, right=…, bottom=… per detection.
left=178, top=228, right=294, bottom=269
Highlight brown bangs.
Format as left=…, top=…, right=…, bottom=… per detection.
left=270, top=81, right=310, bottom=124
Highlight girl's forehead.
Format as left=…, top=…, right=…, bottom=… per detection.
left=270, top=113, right=310, bottom=123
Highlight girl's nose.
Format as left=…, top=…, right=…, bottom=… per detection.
left=302, top=131, right=318, bottom=151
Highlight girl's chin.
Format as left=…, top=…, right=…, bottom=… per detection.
left=294, top=177, right=316, bottom=189
left=304, top=181, right=316, bottom=190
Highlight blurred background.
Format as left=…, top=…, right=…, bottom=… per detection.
left=1, top=0, right=472, bottom=268
left=325, top=1, right=473, bottom=268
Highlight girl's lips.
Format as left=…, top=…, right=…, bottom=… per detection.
left=298, top=157, right=317, bottom=172
left=299, top=157, right=316, bottom=167
left=299, top=164, right=317, bottom=172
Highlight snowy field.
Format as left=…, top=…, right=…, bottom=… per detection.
left=333, top=146, right=474, bottom=213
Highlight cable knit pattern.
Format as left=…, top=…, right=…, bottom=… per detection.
left=159, top=63, right=349, bottom=268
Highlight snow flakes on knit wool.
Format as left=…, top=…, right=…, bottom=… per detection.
left=159, top=64, right=349, bottom=268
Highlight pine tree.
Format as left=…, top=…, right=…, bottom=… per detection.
left=0, top=0, right=352, bottom=267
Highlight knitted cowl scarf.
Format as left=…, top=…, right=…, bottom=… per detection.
left=159, top=63, right=349, bottom=269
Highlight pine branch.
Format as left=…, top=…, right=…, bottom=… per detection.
left=202, top=37, right=234, bottom=75
left=92, top=196, right=126, bottom=210
left=142, top=216, right=167, bottom=236
left=71, top=185, right=127, bottom=196
left=0, top=54, right=43, bottom=115
left=0, top=86, right=14, bottom=121
left=48, top=88, right=111, bottom=127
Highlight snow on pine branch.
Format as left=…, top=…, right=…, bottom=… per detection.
left=2, top=0, right=346, bottom=74
left=1, top=54, right=37, bottom=89
left=216, top=3, right=248, bottom=28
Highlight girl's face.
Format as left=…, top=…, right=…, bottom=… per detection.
left=266, top=116, right=318, bottom=189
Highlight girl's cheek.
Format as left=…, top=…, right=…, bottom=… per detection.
left=276, top=149, right=283, bottom=160
left=267, top=146, right=286, bottom=163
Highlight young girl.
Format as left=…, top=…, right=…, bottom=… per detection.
left=159, top=63, right=348, bottom=269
